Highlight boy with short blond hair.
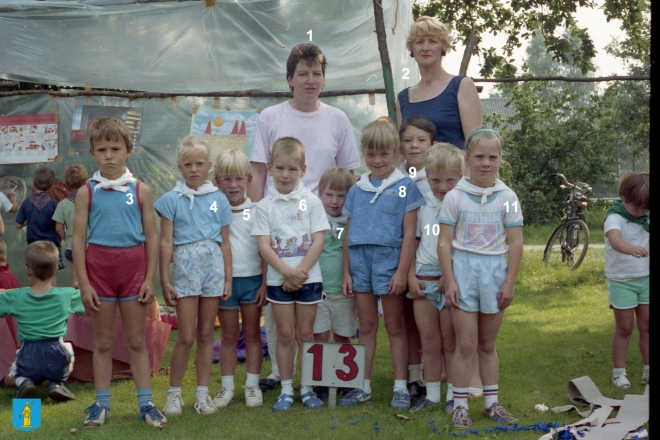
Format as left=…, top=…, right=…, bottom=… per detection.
left=0, top=240, right=83, bottom=401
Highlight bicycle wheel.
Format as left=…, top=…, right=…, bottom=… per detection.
left=543, top=219, right=590, bottom=269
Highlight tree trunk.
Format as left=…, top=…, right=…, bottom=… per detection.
left=459, top=32, right=479, bottom=76
left=373, top=0, right=397, bottom=123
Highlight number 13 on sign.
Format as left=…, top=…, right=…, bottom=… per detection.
left=301, top=342, right=365, bottom=389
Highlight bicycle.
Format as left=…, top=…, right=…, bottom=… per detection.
left=543, top=173, right=592, bottom=269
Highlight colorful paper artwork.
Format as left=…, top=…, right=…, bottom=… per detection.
left=190, top=110, right=258, bottom=159
left=0, top=114, right=58, bottom=165
left=70, top=105, right=143, bottom=153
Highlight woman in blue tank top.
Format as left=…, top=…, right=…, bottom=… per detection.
left=396, top=16, right=482, bottom=149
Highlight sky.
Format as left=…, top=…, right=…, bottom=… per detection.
left=434, top=2, right=627, bottom=97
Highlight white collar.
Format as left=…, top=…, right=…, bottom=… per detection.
left=454, top=177, right=509, bottom=204
left=327, top=213, right=347, bottom=236
left=230, top=196, right=257, bottom=212
left=423, top=191, right=443, bottom=209
left=355, top=168, right=406, bottom=203
left=267, top=181, right=313, bottom=202
left=173, top=180, right=217, bottom=209
left=90, top=168, right=135, bottom=193
left=398, top=162, right=426, bottom=183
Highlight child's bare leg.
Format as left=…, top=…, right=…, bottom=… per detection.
left=271, top=303, right=296, bottom=381
left=92, top=302, right=118, bottom=391
left=332, top=334, right=351, bottom=344
left=240, top=304, right=264, bottom=375
left=381, top=294, right=408, bottom=381
left=71, top=264, right=79, bottom=289
left=314, top=331, right=330, bottom=342
left=355, top=292, right=379, bottom=380
left=294, top=303, right=317, bottom=375
left=412, top=299, right=442, bottom=383
left=195, top=297, right=219, bottom=387
left=118, top=300, right=150, bottom=389
left=450, top=308, right=478, bottom=410
left=404, top=298, right=423, bottom=379
left=218, top=308, right=240, bottom=377
left=612, top=308, right=635, bottom=368
left=439, top=308, right=455, bottom=384
left=636, top=304, right=649, bottom=365
left=476, top=311, right=504, bottom=387
left=169, top=297, right=199, bottom=387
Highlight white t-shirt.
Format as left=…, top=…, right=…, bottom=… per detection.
left=250, top=101, right=361, bottom=195
left=415, top=192, right=443, bottom=271
left=398, top=162, right=431, bottom=195
left=439, top=189, right=523, bottom=255
left=229, top=199, right=262, bottom=278
left=604, top=213, right=649, bottom=281
left=0, top=192, right=12, bottom=212
left=251, top=183, right=330, bottom=286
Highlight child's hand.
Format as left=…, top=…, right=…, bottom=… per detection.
left=437, top=276, right=445, bottom=294
left=408, top=276, right=426, bottom=299
left=138, top=281, right=155, bottom=304
left=389, top=270, right=407, bottom=295
left=497, top=281, right=515, bottom=310
left=162, top=282, right=179, bottom=307
left=282, top=279, right=304, bottom=292
left=444, top=282, right=460, bottom=308
left=342, top=274, right=354, bottom=298
left=81, top=285, right=100, bottom=311
left=255, top=283, right=268, bottom=307
left=629, top=245, right=648, bottom=258
left=286, top=267, right=309, bottom=284
left=221, top=280, right=232, bottom=301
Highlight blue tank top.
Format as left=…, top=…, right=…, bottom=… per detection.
left=398, top=75, right=465, bottom=149
left=87, top=180, right=145, bottom=247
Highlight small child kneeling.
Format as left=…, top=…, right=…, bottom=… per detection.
left=0, top=241, right=84, bottom=400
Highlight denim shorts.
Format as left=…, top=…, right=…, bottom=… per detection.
left=407, top=264, right=445, bottom=311
left=348, top=244, right=400, bottom=295
left=64, top=249, right=73, bottom=263
left=452, top=250, right=507, bottom=314
left=219, top=274, right=263, bottom=310
left=15, top=338, right=74, bottom=384
left=267, top=282, right=324, bottom=305
left=608, top=276, right=649, bottom=309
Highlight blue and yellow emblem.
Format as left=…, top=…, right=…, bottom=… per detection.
left=12, top=398, right=41, bottom=431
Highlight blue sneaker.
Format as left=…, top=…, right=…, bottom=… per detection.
left=140, top=401, right=168, bottom=427
left=390, top=390, right=411, bottom=409
left=83, top=402, right=110, bottom=427
left=273, top=393, right=294, bottom=412
left=301, top=391, right=324, bottom=409
left=410, top=397, right=440, bottom=413
left=338, top=388, right=372, bottom=406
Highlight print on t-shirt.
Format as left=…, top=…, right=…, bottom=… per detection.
left=271, top=207, right=311, bottom=258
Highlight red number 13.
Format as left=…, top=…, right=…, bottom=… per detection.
left=306, top=343, right=359, bottom=382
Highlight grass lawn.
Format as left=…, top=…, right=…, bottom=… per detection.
left=0, top=249, right=647, bottom=439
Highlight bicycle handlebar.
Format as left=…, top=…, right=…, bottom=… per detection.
left=549, top=173, right=591, bottom=193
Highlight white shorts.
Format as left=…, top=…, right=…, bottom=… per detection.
left=452, top=249, right=507, bottom=314
left=313, top=294, right=357, bottom=338
left=173, top=240, right=225, bottom=298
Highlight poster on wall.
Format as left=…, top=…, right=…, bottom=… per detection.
left=0, top=114, right=59, bottom=165
left=70, top=105, right=143, bottom=154
left=190, top=110, right=259, bottom=159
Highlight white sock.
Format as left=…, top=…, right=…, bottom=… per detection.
left=195, top=386, right=209, bottom=397
left=454, top=387, right=468, bottom=410
left=300, top=385, right=313, bottom=394
left=15, top=377, right=26, bottom=387
left=267, top=372, right=280, bottom=380
left=643, top=365, right=650, bottom=372
left=245, top=373, right=260, bottom=388
left=221, top=375, right=235, bottom=391
left=613, top=367, right=626, bottom=375
left=408, top=364, right=423, bottom=383
left=394, top=379, right=408, bottom=393
left=483, top=384, right=498, bottom=408
left=281, top=380, right=294, bottom=395
left=425, top=381, right=441, bottom=403
left=167, top=386, right=182, bottom=395
left=363, top=379, right=372, bottom=394
left=446, top=383, right=454, bottom=401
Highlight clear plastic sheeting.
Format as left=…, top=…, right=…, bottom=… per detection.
left=0, top=0, right=415, bottom=94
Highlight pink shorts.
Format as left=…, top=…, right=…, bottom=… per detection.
left=86, top=244, right=146, bottom=302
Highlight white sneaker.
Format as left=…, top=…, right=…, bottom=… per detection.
left=194, top=392, right=217, bottom=415
left=612, top=371, right=631, bottom=389
left=244, top=385, right=263, bottom=408
left=212, top=387, right=235, bottom=408
left=162, top=392, right=183, bottom=417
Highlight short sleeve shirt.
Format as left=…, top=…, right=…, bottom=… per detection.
left=604, top=213, right=649, bottom=281
left=415, top=194, right=444, bottom=270
left=229, top=202, right=262, bottom=278
left=16, top=198, right=60, bottom=247
left=319, top=219, right=346, bottom=295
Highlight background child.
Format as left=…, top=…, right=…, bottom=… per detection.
left=408, top=143, right=462, bottom=413
left=313, top=167, right=356, bottom=399
left=0, top=241, right=83, bottom=401
left=214, top=149, right=267, bottom=409
left=398, top=115, right=436, bottom=400
left=438, top=128, right=522, bottom=428
left=72, top=117, right=166, bottom=428
left=156, top=136, right=233, bottom=416
left=15, top=167, right=64, bottom=279
left=53, top=164, right=88, bottom=288
left=339, top=118, right=424, bottom=410
left=0, top=240, right=20, bottom=289
left=604, top=171, right=649, bottom=388
left=251, top=136, right=329, bottom=412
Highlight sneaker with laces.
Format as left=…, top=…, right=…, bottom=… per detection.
left=48, top=382, right=76, bottom=401
left=390, top=389, right=411, bottom=409
left=410, top=397, right=440, bottom=413
left=642, top=370, right=650, bottom=385
left=301, top=391, right=324, bottom=409
left=16, top=378, right=37, bottom=399
left=272, top=393, right=294, bottom=412
left=162, top=392, right=183, bottom=416
left=452, top=406, right=473, bottom=428
left=83, top=401, right=110, bottom=427
left=140, top=401, right=168, bottom=427
left=194, top=393, right=217, bottom=415
left=212, top=387, right=235, bottom=408
left=612, top=371, right=631, bottom=389
left=338, top=388, right=372, bottom=406
left=485, top=402, right=519, bottom=425
left=244, top=385, right=263, bottom=408
left=407, top=380, right=426, bottom=400
left=445, top=399, right=454, bottom=415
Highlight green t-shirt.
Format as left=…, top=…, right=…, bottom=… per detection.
left=319, top=222, right=346, bottom=295
left=0, top=287, right=84, bottom=343
left=52, top=198, right=75, bottom=250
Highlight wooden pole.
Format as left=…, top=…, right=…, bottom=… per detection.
left=372, top=0, right=397, bottom=123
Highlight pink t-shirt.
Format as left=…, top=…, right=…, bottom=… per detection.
left=249, top=101, right=361, bottom=195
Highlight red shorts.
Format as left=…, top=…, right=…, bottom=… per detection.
left=86, top=244, right=146, bottom=302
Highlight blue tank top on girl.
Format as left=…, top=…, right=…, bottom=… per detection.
left=87, top=180, right=145, bottom=248
left=398, top=75, right=465, bottom=148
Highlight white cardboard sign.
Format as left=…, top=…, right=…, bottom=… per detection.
left=301, top=342, right=365, bottom=388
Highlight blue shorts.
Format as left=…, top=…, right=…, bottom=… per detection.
left=173, top=240, right=225, bottom=298
left=65, top=249, right=73, bottom=263
left=220, top=274, right=262, bottom=310
left=407, top=264, right=445, bottom=311
left=452, top=250, right=507, bottom=314
left=15, top=338, right=74, bottom=384
left=267, top=282, right=324, bottom=305
left=57, top=247, right=65, bottom=270
left=348, top=244, right=400, bottom=295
